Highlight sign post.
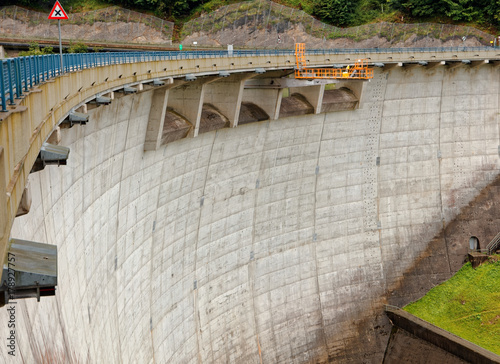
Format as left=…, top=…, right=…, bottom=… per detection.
left=48, top=1, right=69, bottom=74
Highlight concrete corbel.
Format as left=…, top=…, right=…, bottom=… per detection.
left=470, top=60, right=488, bottom=68
left=241, top=88, right=283, bottom=120
left=426, top=61, right=444, bottom=69
left=445, top=61, right=463, bottom=69
left=383, top=63, right=400, bottom=71
left=144, top=87, right=169, bottom=151
left=144, top=79, right=188, bottom=150
left=401, top=63, right=420, bottom=70
left=167, top=77, right=217, bottom=138
left=203, top=73, right=255, bottom=128
left=16, top=183, right=31, bottom=217
left=335, top=80, right=365, bottom=108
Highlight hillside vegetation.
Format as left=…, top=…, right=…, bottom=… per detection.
left=404, top=258, right=500, bottom=355
left=4, top=0, right=500, bottom=32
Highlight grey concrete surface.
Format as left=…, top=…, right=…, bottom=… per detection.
left=385, top=307, right=500, bottom=363
left=1, top=64, right=499, bottom=363
left=383, top=328, right=468, bottom=364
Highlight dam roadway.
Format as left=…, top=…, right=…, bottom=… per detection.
left=1, top=47, right=500, bottom=363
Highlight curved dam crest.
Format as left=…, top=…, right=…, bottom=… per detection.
left=2, top=64, right=500, bottom=363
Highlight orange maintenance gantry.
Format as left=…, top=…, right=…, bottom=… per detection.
left=294, top=43, right=374, bottom=80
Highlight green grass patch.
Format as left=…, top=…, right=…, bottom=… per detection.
left=404, top=257, right=500, bottom=355
left=64, top=0, right=110, bottom=13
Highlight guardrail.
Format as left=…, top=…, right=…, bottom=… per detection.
left=486, top=232, right=500, bottom=255
left=0, top=46, right=496, bottom=113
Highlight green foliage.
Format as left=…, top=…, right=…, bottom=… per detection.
left=67, top=42, right=88, bottom=53
left=443, top=0, right=478, bottom=22
left=313, top=0, right=359, bottom=26
left=10, top=0, right=500, bottom=33
left=389, top=0, right=500, bottom=25
left=389, top=0, right=445, bottom=17
left=351, top=0, right=386, bottom=24
left=102, top=0, right=207, bottom=18
left=200, top=0, right=227, bottom=12
left=19, top=42, right=54, bottom=56
left=404, top=258, right=500, bottom=355
left=3, top=0, right=54, bottom=11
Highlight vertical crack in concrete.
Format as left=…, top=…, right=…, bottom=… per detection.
left=436, top=70, right=453, bottom=274
left=147, top=106, right=160, bottom=364
left=192, top=130, right=218, bottom=364
left=113, top=94, right=135, bottom=364
left=312, top=111, right=328, bottom=359
left=249, top=120, right=272, bottom=363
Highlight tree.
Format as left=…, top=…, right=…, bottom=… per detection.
left=313, top=0, right=359, bottom=26
left=103, top=0, right=207, bottom=19
left=389, top=0, right=447, bottom=17
left=67, top=42, right=88, bottom=53
left=19, top=42, right=54, bottom=56
left=443, top=0, right=479, bottom=22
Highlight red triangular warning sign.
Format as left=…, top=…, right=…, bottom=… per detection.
left=48, top=1, right=68, bottom=20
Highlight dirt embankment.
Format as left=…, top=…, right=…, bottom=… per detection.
left=0, top=17, right=170, bottom=45
left=182, top=23, right=485, bottom=49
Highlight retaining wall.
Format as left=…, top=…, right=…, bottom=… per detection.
left=384, top=307, right=500, bottom=364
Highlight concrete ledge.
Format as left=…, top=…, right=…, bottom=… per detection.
left=386, top=306, right=500, bottom=364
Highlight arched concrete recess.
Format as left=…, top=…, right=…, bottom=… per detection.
left=2, top=64, right=500, bottom=363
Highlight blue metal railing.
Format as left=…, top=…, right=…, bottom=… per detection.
left=0, top=46, right=496, bottom=113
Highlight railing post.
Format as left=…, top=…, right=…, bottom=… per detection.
left=6, top=60, right=15, bottom=105
left=14, top=58, right=23, bottom=98
left=38, top=56, right=41, bottom=83
left=0, top=61, right=6, bottom=112
left=49, top=55, right=52, bottom=78
left=35, top=56, right=39, bottom=85
left=40, top=56, right=44, bottom=83
left=23, top=57, right=29, bottom=92
left=48, top=55, right=53, bottom=78
left=30, top=56, right=35, bottom=87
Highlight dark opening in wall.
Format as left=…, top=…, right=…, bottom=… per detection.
left=469, top=236, right=480, bottom=250
left=238, top=102, right=269, bottom=125
left=321, top=87, right=359, bottom=112
left=279, top=93, right=314, bottom=118
left=199, top=104, right=229, bottom=134
left=161, top=108, right=192, bottom=145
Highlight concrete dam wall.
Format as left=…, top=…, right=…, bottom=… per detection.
left=2, top=64, right=499, bottom=363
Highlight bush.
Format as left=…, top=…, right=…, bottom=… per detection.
left=67, top=42, right=88, bottom=53
left=19, top=42, right=54, bottom=56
